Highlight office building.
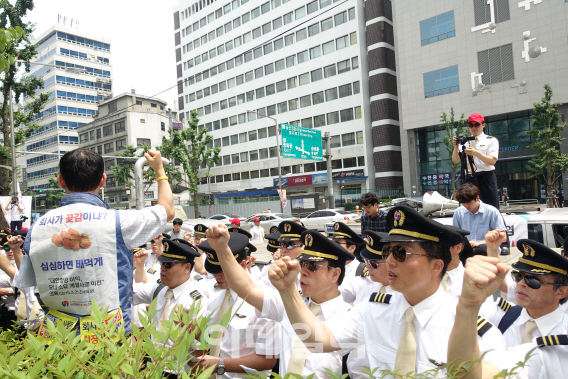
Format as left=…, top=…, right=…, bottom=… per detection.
left=20, top=25, right=112, bottom=196
left=173, top=0, right=384, bottom=204
left=78, top=91, right=174, bottom=208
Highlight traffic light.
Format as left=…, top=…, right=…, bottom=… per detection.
left=39, top=189, right=42, bottom=193
left=209, top=194, right=214, bottom=205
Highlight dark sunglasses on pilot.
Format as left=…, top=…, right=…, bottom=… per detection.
left=364, top=258, right=386, bottom=270
left=299, top=260, right=332, bottom=272
left=162, top=261, right=186, bottom=269
left=382, top=245, right=432, bottom=262
left=511, top=270, right=556, bottom=290
left=280, top=242, right=302, bottom=250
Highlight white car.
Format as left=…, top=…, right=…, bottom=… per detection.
left=300, top=209, right=353, bottom=231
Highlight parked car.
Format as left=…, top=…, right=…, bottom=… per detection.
left=300, top=209, right=353, bottom=231
left=246, top=213, right=300, bottom=234
left=209, top=214, right=251, bottom=231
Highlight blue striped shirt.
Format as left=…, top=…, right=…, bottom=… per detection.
left=453, top=200, right=506, bottom=241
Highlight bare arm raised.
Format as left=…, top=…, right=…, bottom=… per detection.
left=205, top=224, right=265, bottom=311
left=145, top=150, right=175, bottom=221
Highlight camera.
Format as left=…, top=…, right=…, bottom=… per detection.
left=20, top=216, right=28, bottom=222
left=456, top=135, right=476, bottom=145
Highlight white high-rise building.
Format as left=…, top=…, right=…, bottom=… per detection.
left=20, top=25, right=112, bottom=193
left=173, top=0, right=381, bottom=205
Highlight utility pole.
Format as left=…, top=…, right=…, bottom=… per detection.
left=8, top=86, right=17, bottom=197
left=323, top=132, right=334, bottom=209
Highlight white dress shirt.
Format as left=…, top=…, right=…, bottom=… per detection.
left=464, top=132, right=499, bottom=172
left=207, top=288, right=281, bottom=379
left=480, top=302, right=568, bottom=349
left=484, top=336, right=568, bottom=379
left=333, top=286, right=506, bottom=377
left=132, top=277, right=208, bottom=346
left=250, top=225, right=265, bottom=244
left=261, top=288, right=351, bottom=378
left=339, top=260, right=365, bottom=305
left=446, top=262, right=495, bottom=307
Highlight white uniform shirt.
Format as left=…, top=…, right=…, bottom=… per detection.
left=250, top=225, right=265, bottom=244
left=480, top=302, right=568, bottom=349
left=7, top=202, right=24, bottom=222
left=446, top=262, right=494, bottom=307
left=339, top=260, right=366, bottom=305
left=131, top=253, right=161, bottom=327
left=465, top=132, right=499, bottom=172
left=0, top=258, right=16, bottom=310
left=132, top=277, right=208, bottom=346
left=484, top=337, right=568, bottom=379
left=333, top=286, right=506, bottom=377
left=207, top=288, right=280, bottom=379
left=261, top=288, right=351, bottom=378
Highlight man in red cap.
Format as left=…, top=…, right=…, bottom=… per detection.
left=229, top=218, right=240, bottom=228
left=451, top=113, right=500, bottom=210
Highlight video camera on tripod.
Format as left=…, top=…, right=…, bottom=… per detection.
left=456, top=134, right=477, bottom=182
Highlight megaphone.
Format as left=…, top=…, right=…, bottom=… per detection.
left=422, top=191, right=460, bottom=216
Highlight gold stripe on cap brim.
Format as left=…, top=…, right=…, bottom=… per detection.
left=207, top=254, right=239, bottom=265
left=517, top=257, right=568, bottom=275
left=388, top=229, right=440, bottom=243
left=268, top=243, right=279, bottom=248
left=331, top=232, right=352, bottom=238
left=162, top=253, right=186, bottom=260
left=280, top=233, right=301, bottom=238
left=366, top=245, right=384, bottom=256
left=301, top=250, right=338, bottom=260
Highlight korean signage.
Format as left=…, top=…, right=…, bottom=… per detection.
left=288, top=174, right=312, bottom=187
left=172, top=122, right=183, bottom=130
left=280, top=123, right=323, bottom=161
left=420, top=173, right=456, bottom=186
left=312, top=170, right=365, bottom=185
left=273, top=177, right=289, bottom=188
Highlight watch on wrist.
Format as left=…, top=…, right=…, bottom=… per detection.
left=216, top=357, right=225, bottom=375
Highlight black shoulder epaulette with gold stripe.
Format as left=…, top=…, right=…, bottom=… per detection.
left=194, top=274, right=203, bottom=281
left=477, top=316, right=493, bottom=337
left=214, top=282, right=219, bottom=288
left=537, top=335, right=568, bottom=348
left=487, top=135, right=494, bottom=138
left=369, top=292, right=391, bottom=304
left=147, top=268, right=156, bottom=274
left=362, top=267, right=369, bottom=277
left=157, top=279, right=162, bottom=284
left=497, top=298, right=513, bottom=312
left=190, top=290, right=202, bottom=300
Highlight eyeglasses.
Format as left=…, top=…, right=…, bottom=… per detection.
left=382, top=245, right=432, bottom=262
left=162, top=261, right=186, bottom=269
left=364, top=258, right=386, bottom=269
left=280, top=242, right=302, bottom=250
left=299, top=260, right=332, bottom=272
left=511, top=271, right=556, bottom=290
left=468, top=123, right=481, bottom=128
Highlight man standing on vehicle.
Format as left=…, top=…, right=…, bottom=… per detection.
left=358, top=192, right=387, bottom=238
left=170, top=218, right=184, bottom=239
left=17, top=149, right=175, bottom=341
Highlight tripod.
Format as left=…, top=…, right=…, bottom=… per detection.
left=459, top=144, right=478, bottom=186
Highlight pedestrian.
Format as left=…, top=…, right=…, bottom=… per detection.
left=358, top=192, right=387, bottom=238
left=502, top=191, right=509, bottom=206
left=15, top=148, right=175, bottom=341
left=170, top=218, right=184, bottom=239
left=229, top=218, right=240, bottom=228
left=557, top=187, right=564, bottom=208
left=5, top=197, right=24, bottom=231
left=250, top=217, right=265, bottom=243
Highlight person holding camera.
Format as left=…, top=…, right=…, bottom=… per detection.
left=452, top=113, right=500, bottom=209
left=4, top=197, right=24, bottom=231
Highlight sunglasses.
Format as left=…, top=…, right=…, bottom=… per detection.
left=280, top=242, right=302, bottom=250
left=364, top=258, right=386, bottom=270
left=299, top=260, right=332, bottom=272
left=382, top=245, right=432, bottom=262
left=511, top=271, right=556, bottom=290
left=468, top=123, right=482, bottom=128
left=334, top=241, right=348, bottom=246
left=162, top=261, right=186, bottom=269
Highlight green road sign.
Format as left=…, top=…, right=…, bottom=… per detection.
left=280, top=123, right=323, bottom=161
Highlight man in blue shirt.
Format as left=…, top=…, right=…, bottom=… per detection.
left=359, top=192, right=387, bottom=238
left=453, top=183, right=506, bottom=258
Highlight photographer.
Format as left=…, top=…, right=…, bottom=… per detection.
left=4, top=197, right=24, bottom=231
left=452, top=113, right=500, bottom=209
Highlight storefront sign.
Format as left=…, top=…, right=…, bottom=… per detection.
left=288, top=174, right=312, bottom=187
left=172, top=122, right=183, bottom=130
left=273, top=177, right=289, bottom=188
left=333, top=170, right=364, bottom=180
left=420, top=173, right=452, bottom=186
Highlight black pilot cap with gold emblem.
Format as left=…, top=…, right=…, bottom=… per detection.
left=278, top=221, right=307, bottom=242
left=329, top=222, right=365, bottom=244
left=199, top=232, right=249, bottom=274
left=193, top=224, right=209, bottom=237
left=265, top=231, right=281, bottom=253
left=297, top=230, right=355, bottom=263
left=381, top=206, right=462, bottom=249
left=360, top=230, right=389, bottom=260
left=513, top=239, right=568, bottom=276
left=228, top=227, right=252, bottom=239
left=158, top=239, right=200, bottom=263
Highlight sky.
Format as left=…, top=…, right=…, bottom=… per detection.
left=25, top=0, right=179, bottom=110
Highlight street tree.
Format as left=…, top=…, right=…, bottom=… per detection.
left=160, top=110, right=220, bottom=218
left=440, top=108, right=468, bottom=196
left=47, top=175, right=64, bottom=205
left=526, top=84, right=568, bottom=207
left=0, top=26, right=25, bottom=72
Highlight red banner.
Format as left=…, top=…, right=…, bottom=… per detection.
left=288, top=174, right=312, bottom=187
